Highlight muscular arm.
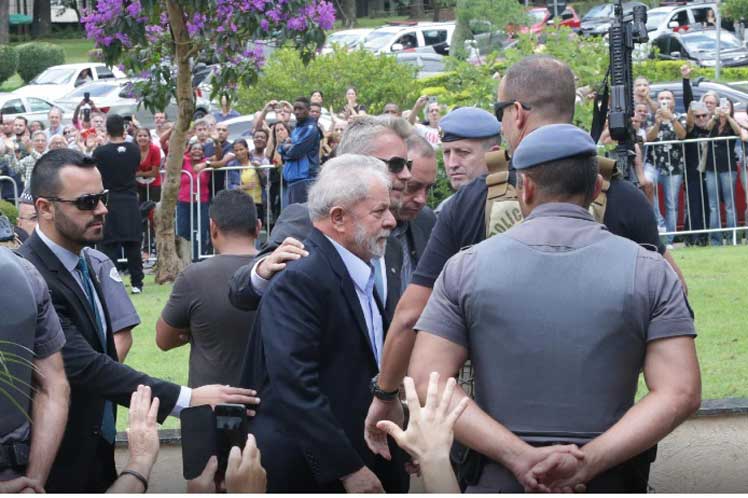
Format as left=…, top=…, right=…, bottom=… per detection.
left=26, top=352, right=69, bottom=486
left=156, top=317, right=190, bottom=351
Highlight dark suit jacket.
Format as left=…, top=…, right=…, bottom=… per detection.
left=240, top=228, right=408, bottom=493
left=229, top=202, right=404, bottom=315
left=19, top=231, right=181, bottom=492
left=404, top=206, right=436, bottom=264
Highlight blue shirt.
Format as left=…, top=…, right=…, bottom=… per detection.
left=325, top=235, right=384, bottom=367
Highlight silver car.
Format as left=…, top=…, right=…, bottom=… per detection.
left=0, top=92, right=58, bottom=126
left=54, top=79, right=213, bottom=128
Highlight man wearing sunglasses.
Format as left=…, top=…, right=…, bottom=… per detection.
left=20, top=149, right=260, bottom=493
left=365, top=55, right=688, bottom=484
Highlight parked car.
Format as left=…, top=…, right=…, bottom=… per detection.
left=652, top=29, right=748, bottom=68
left=0, top=93, right=57, bottom=126
left=650, top=79, right=748, bottom=127
left=580, top=2, right=648, bottom=37
left=645, top=3, right=731, bottom=40
left=12, top=63, right=126, bottom=102
left=362, top=22, right=455, bottom=55
left=395, top=52, right=446, bottom=79
left=321, top=28, right=373, bottom=54
left=53, top=79, right=212, bottom=128
left=520, top=7, right=581, bottom=35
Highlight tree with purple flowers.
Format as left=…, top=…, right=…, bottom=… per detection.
left=82, top=0, right=334, bottom=282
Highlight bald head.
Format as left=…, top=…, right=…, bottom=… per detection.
left=502, top=55, right=575, bottom=123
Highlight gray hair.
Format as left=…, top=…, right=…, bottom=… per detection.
left=48, top=106, right=63, bottom=118
left=701, top=90, right=720, bottom=103
left=308, top=154, right=391, bottom=221
left=406, top=134, right=436, bottom=159
left=31, top=130, right=47, bottom=141
left=337, top=115, right=412, bottom=155
left=690, top=101, right=708, bottom=114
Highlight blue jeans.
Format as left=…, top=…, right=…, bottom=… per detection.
left=177, top=201, right=210, bottom=260
left=283, top=179, right=314, bottom=208
left=644, top=164, right=666, bottom=231
left=659, top=174, right=683, bottom=245
left=705, top=170, right=737, bottom=246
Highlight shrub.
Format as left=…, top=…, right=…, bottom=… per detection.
left=0, top=46, right=18, bottom=86
left=237, top=46, right=420, bottom=115
left=16, top=43, right=65, bottom=83
left=0, top=200, right=18, bottom=226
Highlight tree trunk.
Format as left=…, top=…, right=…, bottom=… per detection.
left=31, top=0, right=51, bottom=38
left=433, top=0, right=441, bottom=21
left=155, top=0, right=195, bottom=283
left=341, top=0, right=356, bottom=27
left=0, top=0, right=9, bottom=44
left=410, top=0, right=425, bottom=19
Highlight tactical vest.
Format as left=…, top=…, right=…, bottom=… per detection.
left=0, top=249, right=37, bottom=438
left=468, top=223, right=644, bottom=441
left=484, top=150, right=616, bottom=238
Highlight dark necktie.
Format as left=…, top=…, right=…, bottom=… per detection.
left=77, top=255, right=116, bottom=444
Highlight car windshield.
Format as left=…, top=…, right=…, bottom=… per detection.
left=583, top=4, right=612, bottom=19
left=684, top=32, right=743, bottom=52
left=30, top=67, right=76, bottom=85
left=646, top=11, right=669, bottom=31
left=326, top=32, right=363, bottom=47
left=65, top=83, right=120, bottom=99
left=529, top=10, right=547, bottom=22
left=363, top=30, right=396, bottom=50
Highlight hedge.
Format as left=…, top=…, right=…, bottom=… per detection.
left=16, top=43, right=65, bottom=83
left=0, top=46, right=18, bottom=86
left=0, top=200, right=18, bottom=226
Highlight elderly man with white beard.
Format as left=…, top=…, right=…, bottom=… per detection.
left=239, top=154, right=409, bottom=493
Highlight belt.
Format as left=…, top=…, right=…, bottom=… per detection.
left=0, top=441, right=30, bottom=469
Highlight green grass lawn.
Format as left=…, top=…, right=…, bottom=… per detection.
left=116, top=245, right=748, bottom=430
left=0, top=38, right=95, bottom=92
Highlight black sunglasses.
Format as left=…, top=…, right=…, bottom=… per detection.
left=494, top=100, right=532, bottom=121
left=377, top=156, right=413, bottom=174
left=44, top=190, right=109, bottom=211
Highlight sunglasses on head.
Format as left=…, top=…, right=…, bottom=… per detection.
left=493, top=100, right=532, bottom=121
left=694, top=113, right=708, bottom=118
left=44, top=190, right=109, bottom=211
left=377, top=156, right=412, bottom=174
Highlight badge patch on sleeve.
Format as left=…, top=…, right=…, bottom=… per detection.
left=109, top=266, right=123, bottom=283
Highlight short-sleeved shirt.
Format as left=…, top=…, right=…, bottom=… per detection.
left=646, top=113, right=686, bottom=176
left=88, top=248, right=140, bottom=333
left=415, top=204, right=696, bottom=348
left=93, top=141, right=140, bottom=193
left=161, top=254, right=257, bottom=387
left=411, top=174, right=665, bottom=289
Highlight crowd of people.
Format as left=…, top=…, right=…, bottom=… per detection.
left=600, top=64, right=748, bottom=248
left=0, top=54, right=706, bottom=494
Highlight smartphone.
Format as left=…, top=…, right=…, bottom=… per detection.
left=720, top=97, right=729, bottom=110
left=428, top=96, right=437, bottom=104
left=84, top=92, right=90, bottom=101
left=180, top=405, right=217, bottom=480
left=214, top=404, right=248, bottom=474
left=660, top=100, right=669, bottom=110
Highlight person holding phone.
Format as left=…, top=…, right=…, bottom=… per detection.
left=645, top=89, right=687, bottom=248
left=408, top=95, right=442, bottom=149
left=73, top=93, right=101, bottom=131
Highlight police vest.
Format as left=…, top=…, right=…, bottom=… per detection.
left=0, top=249, right=37, bottom=437
left=484, top=150, right=616, bottom=238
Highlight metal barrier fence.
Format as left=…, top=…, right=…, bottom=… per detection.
left=0, top=176, right=19, bottom=208
left=641, top=135, right=748, bottom=246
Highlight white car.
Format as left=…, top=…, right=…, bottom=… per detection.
left=54, top=79, right=213, bottom=128
left=12, top=63, right=126, bottom=102
left=321, top=28, right=373, bottom=54
left=0, top=93, right=58, bottom=126
left=362, top=22, right=455, bottom=55
left=645, top=3, right=719, bottom=41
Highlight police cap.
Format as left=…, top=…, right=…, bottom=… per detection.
left=19, top=190, right=33, bottom=206
left=439, top=107, right=501, bottom=143
left=512, top=124, right=597, bottom=170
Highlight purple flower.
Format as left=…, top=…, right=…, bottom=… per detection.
left=260, top=19, right=269, bottom=31
left=266, top=8, right=281, bottom=22
left=315, top=1, right=336, bottom=30
left=125, top=1, right=141, bottom=17
left=287, top=16, right=306, bottom=31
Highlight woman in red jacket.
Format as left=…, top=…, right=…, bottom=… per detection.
left=135, top=127, right=162, bottom=203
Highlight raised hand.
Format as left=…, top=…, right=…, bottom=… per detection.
left=680, top=64, right=692, bottom=79
left=126, top=385, right=161, bottom=472
left=225, top=434, right=267, bottom=493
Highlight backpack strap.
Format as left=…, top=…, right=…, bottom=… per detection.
left=589, top=156, right=614, bottom=224
left=484, top=149, right=518, bottom=235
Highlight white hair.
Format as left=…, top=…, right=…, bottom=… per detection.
left=308, top=154, right=391, bottom=221
left=337, top=115, right=412, bottom=155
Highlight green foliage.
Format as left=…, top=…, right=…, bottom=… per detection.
left=634, top=60, right=748, bottom=82
left=417, top=55, right=499, bottom=110
left=722, top=0, right=748, bottom=22
left=452, top=0, right=527, bottom=58
left=427, top=148, right=453, bottom=209
left=0, top=200, right=18, bottom=226
left=237, top=47, right=420, bottom=115
left=15, top=43, right=65, bottom=83
left=0, top=46, right=18, bottom=86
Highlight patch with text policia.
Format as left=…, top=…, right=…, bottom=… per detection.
left=484, top=150, right=616, bottom=238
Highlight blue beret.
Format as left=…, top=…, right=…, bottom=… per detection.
left=512, top=124, right=597, bottom=170
left=439, top=107, right=501, bottom=143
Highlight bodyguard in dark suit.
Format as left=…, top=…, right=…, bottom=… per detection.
left=21, top=149, right=258, bottom=492
left=240, top=155, right=409, bottom=493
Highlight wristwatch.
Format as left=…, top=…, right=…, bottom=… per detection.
left=369, top=375, right=399, bottom=401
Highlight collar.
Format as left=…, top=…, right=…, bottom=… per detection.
left=524, top=202, right=595, bottom=223
left=324, top=235, right=375, bottom=293
left=36, top=226, right=83, bottom=274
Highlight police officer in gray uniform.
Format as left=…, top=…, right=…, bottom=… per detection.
left=409, top=124, right=701, bottom=493
left=0, top=247, right=69, bottom=492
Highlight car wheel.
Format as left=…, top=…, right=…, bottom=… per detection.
left=193, top=108, right=207, bottom=120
